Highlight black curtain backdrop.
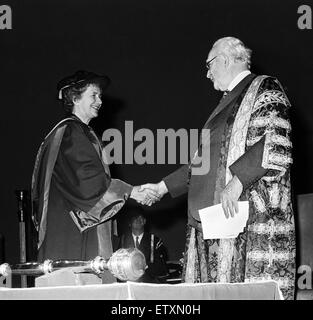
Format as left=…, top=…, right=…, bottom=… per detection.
left=1, top=0, right=312, bottom=270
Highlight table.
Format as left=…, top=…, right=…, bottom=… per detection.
left=0, top=280, right=283, bottom=300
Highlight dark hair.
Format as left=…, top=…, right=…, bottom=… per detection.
left=129, top=207, right=146, bottom=223
left=61, top=80, right=102, bottom=113
left=130, top=213, right=146, bottom=222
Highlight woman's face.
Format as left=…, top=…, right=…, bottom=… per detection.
left=73, top=84, right=102, bottom=123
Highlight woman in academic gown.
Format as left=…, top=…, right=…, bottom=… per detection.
left=31, top=71, right=158, bottom=278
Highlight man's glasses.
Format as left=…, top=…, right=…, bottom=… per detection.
left=206, top=56, right=217, bottom=71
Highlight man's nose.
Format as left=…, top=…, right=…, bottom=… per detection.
left=206, top=69, right=212, bottom=79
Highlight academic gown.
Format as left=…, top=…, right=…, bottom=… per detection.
left=32, top=115, right=132, bottom=266
left=163, top=74, right=295, bottom=299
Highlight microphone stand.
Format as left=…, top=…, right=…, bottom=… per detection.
left=15, top=190, right=28, bottom=288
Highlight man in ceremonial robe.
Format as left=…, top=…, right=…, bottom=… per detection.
left=31, top=71, right=158, bottom=283
left=142, top=37, right=296, bottom=299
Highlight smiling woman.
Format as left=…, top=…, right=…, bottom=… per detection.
left=72, top=84, right=103, bottom=124
left=59, top=70, right=108, bottom=117
left=31, top=70, right=160, bottom=283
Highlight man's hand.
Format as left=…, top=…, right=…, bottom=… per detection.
left=139, top=181, right=168, bottom=202
left=220, top=175, right=243, bottom=218
left=130, top=186, right=161, bottom=206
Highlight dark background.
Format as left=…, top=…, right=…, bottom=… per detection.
left=0, top=0, right=312, bottom=271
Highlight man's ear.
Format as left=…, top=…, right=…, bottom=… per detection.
left=222, top=53, right=230, bottom=69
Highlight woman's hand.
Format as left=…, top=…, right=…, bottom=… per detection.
left=130, top=186, right=161, bottom=206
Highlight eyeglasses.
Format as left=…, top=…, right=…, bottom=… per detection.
left=206, top=56, right=217, bottom=71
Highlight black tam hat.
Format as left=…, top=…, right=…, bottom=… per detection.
left=57, top=70, right=110, bottom=100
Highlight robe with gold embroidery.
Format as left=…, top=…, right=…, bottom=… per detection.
left=164, top=75, right=295, bottom=300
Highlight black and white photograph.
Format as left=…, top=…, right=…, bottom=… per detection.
left=0, top=0, right=312, bottom=308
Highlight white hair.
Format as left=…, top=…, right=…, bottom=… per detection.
left=213, top=37, right=252, bottom=68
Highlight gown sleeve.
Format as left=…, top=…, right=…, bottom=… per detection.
left=162, top=164, right=189, bottom=198
left=229, top=77, right=292, bottom=190
left=53, top=122, right=133, bottom=232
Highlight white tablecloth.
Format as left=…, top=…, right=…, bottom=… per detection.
left=0, top=280, right=283, bottom=300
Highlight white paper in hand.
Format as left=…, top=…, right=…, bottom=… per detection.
left=198, top=201, right=249, bottom=239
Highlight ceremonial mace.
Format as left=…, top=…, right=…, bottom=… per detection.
left=0, top=248, right=146, bottom=282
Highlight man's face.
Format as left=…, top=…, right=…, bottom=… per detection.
left=74, top=84, right=102, bottom=121
left=131, top=215, right=146, bottom=232
left=206, top=48, right=229, bottom=91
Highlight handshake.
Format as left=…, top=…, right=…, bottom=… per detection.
left=130, top=181, right=168, bottom=206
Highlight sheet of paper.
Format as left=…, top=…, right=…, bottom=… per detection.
left=198, top=201, right=249, bottom=239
